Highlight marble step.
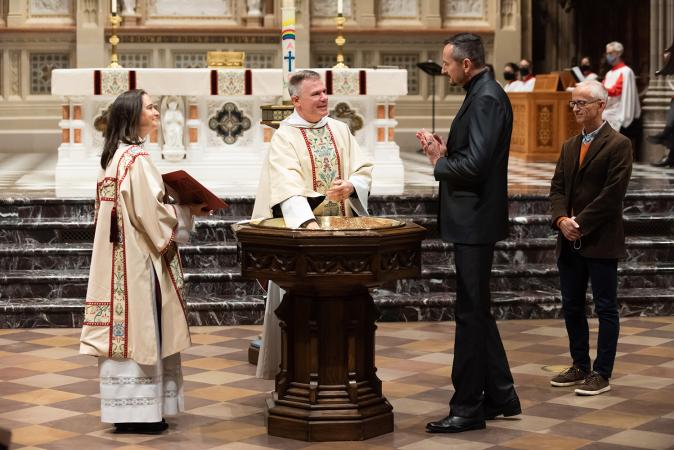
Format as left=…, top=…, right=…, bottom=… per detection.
left=2, top=237, right=674, bottom=271
left=2, top=212, right=673, bottom=244
left=424, top=237, right=674, bottom=266
left=2, top=262, right=673, bottom=299
left=2, top=287, right=672, bottom=328
left=390, top=262, right=674, bottom=293
left=0, top=243, right=240, bottom=271
left=2, top=191, right=673, bottom=219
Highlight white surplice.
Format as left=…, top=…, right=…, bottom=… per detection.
left=603, top=63, right=641, bottom=131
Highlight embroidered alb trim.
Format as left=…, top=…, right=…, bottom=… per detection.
left=101, top=376, right=157, bottom=385
left=102, top=397, right=158, bottom=407
left=163, top=390, right=179, bottom=399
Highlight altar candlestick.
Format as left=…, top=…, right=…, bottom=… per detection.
left=337, top=0, right=343, bottom=15
left=111, top=0, right=117, bottom=14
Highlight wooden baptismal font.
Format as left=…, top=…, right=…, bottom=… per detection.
left=234, top=217, right=425, bottom=441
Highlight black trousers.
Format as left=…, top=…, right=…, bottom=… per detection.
left=557, top=242, right=619, bottom=378
left=449, top=243, right=518, bottom=418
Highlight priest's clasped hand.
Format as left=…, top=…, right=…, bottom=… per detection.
left=326, top=178, right=354, bottom=202
left=415, top=128, right=446, bottom=167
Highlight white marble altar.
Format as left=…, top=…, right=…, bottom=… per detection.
left=51, top=67, right=407, bottom=197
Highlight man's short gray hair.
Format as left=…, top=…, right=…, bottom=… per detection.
left=606, top=41, right=624, bottom=55
left=288, top=70, right=321, bottom=97
left=575, top=80, right=608, bottom=103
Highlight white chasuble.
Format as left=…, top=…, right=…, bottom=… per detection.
left=252, top=113, right=373, bottom=379
left=80, top=145, right=193, bottom=422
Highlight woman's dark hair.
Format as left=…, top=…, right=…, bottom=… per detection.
left=100, top=89, right=147, bottom=169
left=505, top=62, right=519, bottom=72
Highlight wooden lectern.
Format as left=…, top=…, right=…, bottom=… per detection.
left=508, top=72, right=581, bottom=162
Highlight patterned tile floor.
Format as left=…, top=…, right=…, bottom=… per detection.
left=1, top=318, right=673, bottom=449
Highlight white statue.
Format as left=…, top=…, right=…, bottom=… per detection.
left=162, top=99, right=185, bottom=152
left=246, top=0, right=262, bottom=17
left=121, top=0, right=136, bottom=15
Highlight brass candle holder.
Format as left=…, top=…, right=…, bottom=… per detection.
left=108, top=14, right=123, bottom=68
left=333, top=13, right=348, bottom=69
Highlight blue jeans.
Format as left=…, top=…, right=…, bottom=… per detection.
left=557, top=241, right=619, bottom=379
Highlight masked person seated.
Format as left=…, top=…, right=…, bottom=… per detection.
left=502, top=62, right=520, bottom=92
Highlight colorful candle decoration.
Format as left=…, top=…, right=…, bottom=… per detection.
left=281, top=0, right=295, bottom=102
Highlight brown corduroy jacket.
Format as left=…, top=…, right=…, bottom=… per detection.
left=550, top=123, right=633, bottom=259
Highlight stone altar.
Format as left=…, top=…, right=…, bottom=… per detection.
left=51, top=67, right=407, bottom=197
left=234, top=217, right=425, bottom=441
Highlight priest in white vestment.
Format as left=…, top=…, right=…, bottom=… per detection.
left=251, top=70, right=373, bottom=379
left=602, top=41, right=641, bottom=132
left=80, top=90, right=208, bottom=433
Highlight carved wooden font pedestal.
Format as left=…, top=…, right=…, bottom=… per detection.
left=234, top=220, right=425, bottom=441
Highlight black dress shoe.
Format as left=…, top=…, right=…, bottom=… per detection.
left=426, top=415, right=486, bottom=433
left=484, top=396, right=522, bottom=420
left=114, top=419, right=168, bottom=434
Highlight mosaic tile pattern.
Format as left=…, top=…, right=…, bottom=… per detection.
left=0, top=318, right=673, bottom=449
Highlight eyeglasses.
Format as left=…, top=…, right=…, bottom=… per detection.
left=569, top=99, right=601, bottom=109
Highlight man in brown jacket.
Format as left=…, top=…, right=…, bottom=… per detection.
left=549, top=80, right=633, bottom=396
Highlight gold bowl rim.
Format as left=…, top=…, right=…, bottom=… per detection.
left=249, top=216, right=406, bottom=231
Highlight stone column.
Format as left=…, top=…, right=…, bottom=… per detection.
left=7, top=0, right=27, bottom=26
left=76, top=0, right=106, bottom=67
left=640, top=0, right=674, bottom=163
left=494, top=0, right=523, bottom=84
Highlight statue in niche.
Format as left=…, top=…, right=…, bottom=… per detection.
left=162, top=98, right=185, bottom=149
left=246, top=0, right=262, bottom=17
left=160, top=97, right=186, bottom=161
left=121, top=0, right=136, bottom=15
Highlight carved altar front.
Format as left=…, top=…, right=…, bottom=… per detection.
left=51, top=67, right=407, bottom=196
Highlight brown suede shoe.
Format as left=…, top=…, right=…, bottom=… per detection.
left=575, top=372, right=610, bottom=396
left=550, top=366, right=587, bottom=387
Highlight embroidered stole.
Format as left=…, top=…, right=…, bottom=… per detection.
left=300, top=125, right=346, bottom=216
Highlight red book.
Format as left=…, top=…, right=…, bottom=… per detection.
left=162, top=170, right=228, bottom=211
